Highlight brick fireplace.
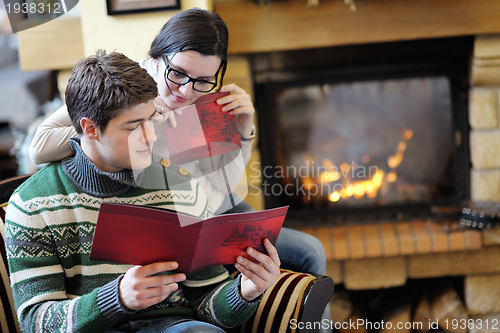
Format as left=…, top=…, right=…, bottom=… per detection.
left=251, top=36, right=472, bottom=226
left=215, top=0, right=500, bottom=326
left=240, top=34, right=500, bottom=333
left=216, top=2, right=500, bottom=330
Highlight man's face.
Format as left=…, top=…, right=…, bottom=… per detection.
left=93, top=101, right=160, bottom=173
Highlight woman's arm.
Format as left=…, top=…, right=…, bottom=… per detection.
left=191, top=84, right=255, bottom=210
left=192, top=141, right=252, bottom=208
left=29, top=104, right=77, bottom=164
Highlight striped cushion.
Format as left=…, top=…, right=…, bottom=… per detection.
left=0, top=203, right=22, bottom=333
left=235, top=269, right=315, bottom=333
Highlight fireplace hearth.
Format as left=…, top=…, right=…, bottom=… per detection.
left=252, top=37, right=473, bottom=227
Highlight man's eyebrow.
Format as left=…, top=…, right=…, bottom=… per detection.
left=125, top=109, right=158, bottom=125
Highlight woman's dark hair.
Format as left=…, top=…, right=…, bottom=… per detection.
left=66, top=50, right=158, bottom=134
left=149, top=8, right=228, bottom=89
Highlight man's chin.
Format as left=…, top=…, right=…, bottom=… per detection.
left=130, top=155, right=153, bottom=170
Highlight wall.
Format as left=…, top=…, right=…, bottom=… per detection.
left=55, top=0, right=213, bottom=102
left=470, top=35, right=500, bottom=202
left=80, top=0, right=213, bottom=62
left=215, top=0, right=500, bottom=55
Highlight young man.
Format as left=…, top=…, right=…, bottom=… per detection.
left=5, top=50, right=280, bottom=333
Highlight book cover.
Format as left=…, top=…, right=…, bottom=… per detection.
left=89, top=203, right=288, bottom=275
left=163, top=91, right=242, bottom=164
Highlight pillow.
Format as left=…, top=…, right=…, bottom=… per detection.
left=234, top=269, right=315, bottom=333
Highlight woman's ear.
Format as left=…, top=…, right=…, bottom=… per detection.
left=80, top=117, right=100, bottom=140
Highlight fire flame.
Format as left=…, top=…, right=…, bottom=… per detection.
left=328, top=169, right=385, bottom=202
left=324, top=128, right=412, bottom=202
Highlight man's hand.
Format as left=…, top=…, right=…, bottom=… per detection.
left=119, top=261, right=186, bottom=310
left=235, top=238, right=281, bottom=302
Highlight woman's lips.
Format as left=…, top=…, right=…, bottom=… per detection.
left=173, top=94, right=187, bottom=103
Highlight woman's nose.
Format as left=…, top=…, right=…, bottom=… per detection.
left=179, top=81, right=195, bottom=96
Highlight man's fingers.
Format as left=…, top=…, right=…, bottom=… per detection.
left=144, top=273, right=186, bottom=289
left=235, top=263, right=269, bottom=293
left=263, top=238, right=281, bottom=267
left=135, top=262, right=179, bottom=278
left=236, top=255, right=274, bottom=282
left=244, top=245, right=280, bottom=276
left=135, top=281, right=180, bottom=300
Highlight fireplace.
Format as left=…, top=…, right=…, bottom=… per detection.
left=252, top=37, right=473, bottom=227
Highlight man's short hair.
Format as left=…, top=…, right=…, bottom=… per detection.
left=65, top=50, right=158, bottom=134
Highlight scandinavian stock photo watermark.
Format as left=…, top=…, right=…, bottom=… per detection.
left=247, top=160, right=383, bottom=201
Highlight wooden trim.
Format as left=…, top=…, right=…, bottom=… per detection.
left=215, top=0, right=500, bottom=54
left=106, top=0, right=180, bottom=16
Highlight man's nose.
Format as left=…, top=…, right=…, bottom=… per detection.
left=141, top=121, right=157, bottom=144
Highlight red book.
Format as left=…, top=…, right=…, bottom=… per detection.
left=89, top=203, right=288, bottom=275
left=163, top=91, right=242, bottom=164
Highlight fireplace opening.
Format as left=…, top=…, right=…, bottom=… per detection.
left=331, top=275, right=467, bottom=333
left=252, top=37, right=473, bottom=226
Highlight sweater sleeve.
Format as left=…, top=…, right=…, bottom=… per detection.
left=29, top=104, right=77, bottom=165
left=181, top=266, right=259, bottom=329
left=5, top=196, right=135, bottom=333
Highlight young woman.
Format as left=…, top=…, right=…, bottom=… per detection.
left=29, top=8, right=327, bottom=283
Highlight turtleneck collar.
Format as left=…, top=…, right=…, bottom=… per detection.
left=61, top=138, right=140, bottom=198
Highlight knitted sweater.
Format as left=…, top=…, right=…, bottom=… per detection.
left=29, top=57, right=253, bottom=214
left=5, top=139, right=258, bottom=333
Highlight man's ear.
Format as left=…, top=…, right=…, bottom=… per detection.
left=80, top=117, right=100, bottom=140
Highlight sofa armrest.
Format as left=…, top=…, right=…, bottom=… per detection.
left=0, top=205, right=22, bottom=333
left=228, top=269, right=334, bottom=333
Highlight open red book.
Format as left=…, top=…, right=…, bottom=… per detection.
left=89, top=203, right=288, bottom=275
left=163, top=91, right=242, bottom=164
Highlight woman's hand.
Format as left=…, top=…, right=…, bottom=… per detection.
left=119, top=261, right=186, bottom=310
left=154, top=96, right=184, bottom=128
left=218, top=84, right=255, bottom=138
left=236, top=238, right=281, bottom=302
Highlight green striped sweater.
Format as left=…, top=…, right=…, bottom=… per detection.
left=5, top=139, right=258, bottom=332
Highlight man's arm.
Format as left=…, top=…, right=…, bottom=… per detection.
left=182, top=239, right=281, bottom=329
left=181, top=266, right=260, bottom=329
left=5, top=195, right=134, bottom=332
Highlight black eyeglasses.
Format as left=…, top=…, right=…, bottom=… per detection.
left=162, top=55, right=218, bottom=93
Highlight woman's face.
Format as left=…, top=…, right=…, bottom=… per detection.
left=155, top=50, right=222, bottom=110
